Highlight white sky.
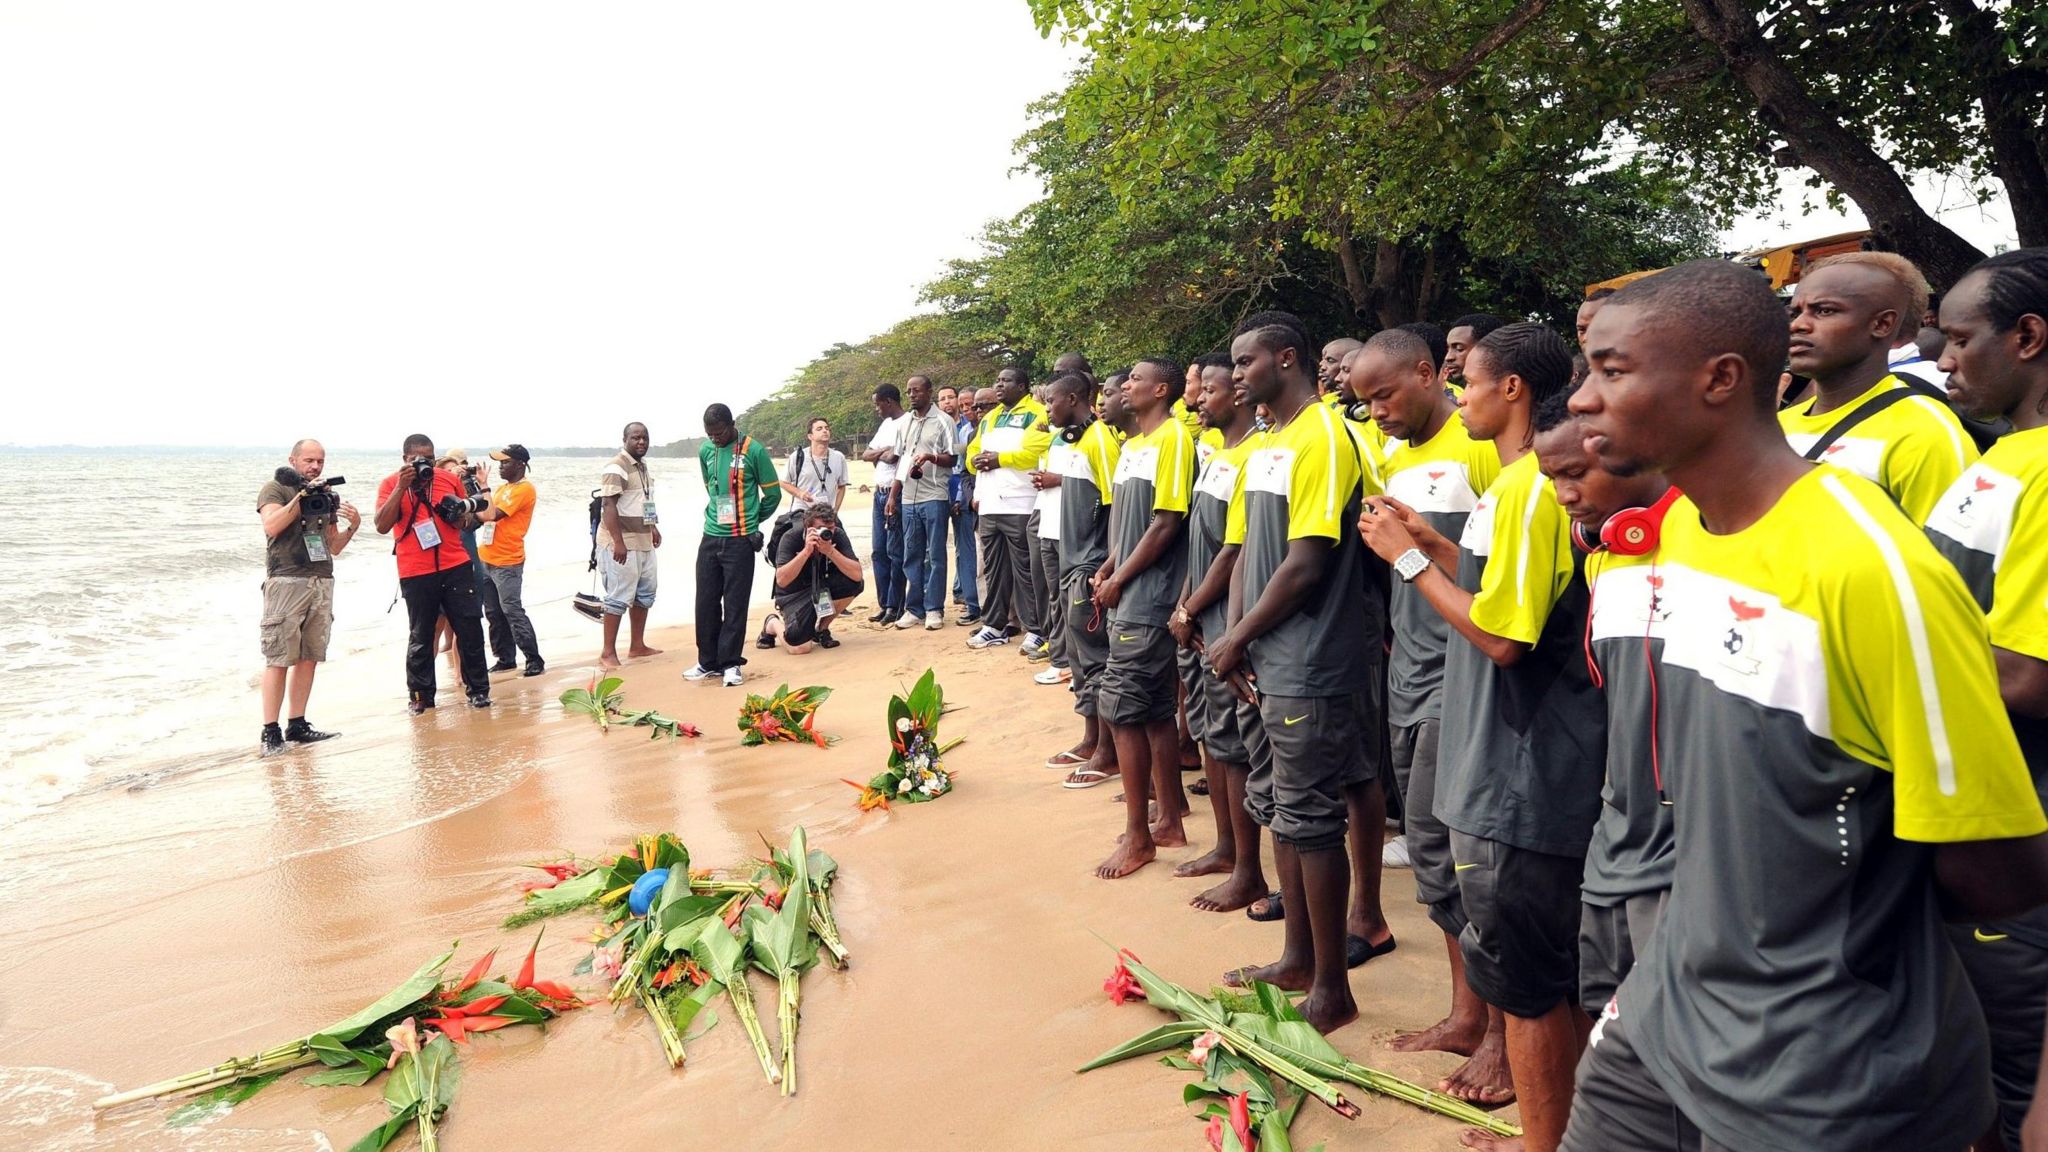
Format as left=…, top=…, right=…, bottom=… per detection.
left=0, top=1, right=1079, bottom=449
left=0, top=4, right=2022, bottom=449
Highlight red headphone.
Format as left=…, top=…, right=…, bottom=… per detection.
left=1573, top=488, right=1681, bottom=556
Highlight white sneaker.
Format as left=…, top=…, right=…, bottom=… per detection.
left=722, top=667, right=745, bottom=688
left=966, top=626, right=1008, bottom=650
left=1381, top=835, right=1411, bottom=869
left=925, top=612, right=944, bottom=630
left=895, top=611, right=920, bottom=630
left=683, top=664, right=716, bottom=681
left=1033, top=666, right=1072, bottom=686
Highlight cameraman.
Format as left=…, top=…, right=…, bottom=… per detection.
left=256, top=438, right=360, bottom=756
left=374, top=433, right=493, bottom=713
left=756, top=503, right=864, bottom=654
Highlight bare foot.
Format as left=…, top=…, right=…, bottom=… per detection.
left=1298, top=988, right=1359, bottom=1034
left=1458, top=1132, right=1523, bottom=1151
left=1096, top=839, right=1156, bottom=879
left=1149, top=821, right=1188, bottom=849
left=598, top=654, right=622, bottom=671
left=626, top=645, right=663, bottom=658
left=1439, top=1031, right=1516, bottom=1107
left=1223, top=958, right=1310, bottom=991
left=1191, top=873, right=1266, bottom=913
left=1173, top=845, right=1233, bottom=879
left=1390, top=1014, right=1484, bottom=1056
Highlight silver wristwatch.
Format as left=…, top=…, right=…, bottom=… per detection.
left=1393, top=548, right=1431, bottom=583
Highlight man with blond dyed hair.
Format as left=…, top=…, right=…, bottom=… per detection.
left=1779, top=250, right=1978, bottom=519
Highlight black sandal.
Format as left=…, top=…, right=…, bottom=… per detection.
left=1345, top=934, right=1397, bottom=968
left=1244, top=891, right=1284, bottom=922
left=756, top=613, right=780, bottom=649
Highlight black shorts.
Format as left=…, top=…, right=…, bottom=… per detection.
left=773, top=569, right=863, bottom=647
left=1098, top=622, right=1176, bottom=725
left=1451, top=829, right=1583, bottom=1019
left=1954, top=922, right=2048, bottom=1150
left=1244, top=691, right=1369, bottom=852
left=1064, top=567, right=1107, bottom=718
left=1578, top=892, right=1666, bottom=1019
left=1393, top=718, right=1465, bottom=937
left=1563, top=1000, right=1726, bottom=1152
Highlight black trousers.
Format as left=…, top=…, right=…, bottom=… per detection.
left=696, top=535, right=757, bottom=671
left=401, top=566, right=489, bottom=697
left=476, top=559, right=514, bottom=662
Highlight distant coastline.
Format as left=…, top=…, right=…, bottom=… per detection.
left=0, top=440, right=712, bottom=458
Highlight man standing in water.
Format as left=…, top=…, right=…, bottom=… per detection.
left=597, top=421, right=662, bottom=671
left=257, top=438, right=360, bottom=755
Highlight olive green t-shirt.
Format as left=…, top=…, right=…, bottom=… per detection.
left=257, top=479, right=334, bottom=578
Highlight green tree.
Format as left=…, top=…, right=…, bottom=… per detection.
left=736, top=313, right=1009, bottom=453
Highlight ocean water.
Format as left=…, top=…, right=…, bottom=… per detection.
left=0, top=449, right=653, bottom=826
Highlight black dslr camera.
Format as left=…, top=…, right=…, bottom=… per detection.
left=406, top=455, right=436, bottom=491
left=275, top=466, right=346, bottom=518
left=435, top=493, right=490, bottom=524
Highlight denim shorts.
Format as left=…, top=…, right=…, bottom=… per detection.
left=600, top=548, right=658, bottom=614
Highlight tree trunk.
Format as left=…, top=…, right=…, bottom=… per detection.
left=1936, top=0, right=2048, bottom=248
left=1370, top=238, right=1414, bottom=330
left=1416, top=240, right=1445, bottom=322
left=1335, top=234, right=1371, bottom=319
left=1679, top=0, right=1987, bottom=289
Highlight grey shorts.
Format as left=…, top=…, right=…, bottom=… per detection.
left=1393, top=718, right=1465, bottom=937
left=1244, top=691, right=1370, bottom=852
left=260, top=576, right=334, bottom=666
left=1193, top=653, right=1249, bottom=765
left=1063, top=567, right=1107, bottom=718
left=1579, top=891, right=1667, bottom=1018
left=1563, top=1000, right=1727, bottom=1152
left=1177, top=646, right=1206, bottom=740
left=1098, top=622, right=1177, bottom=726
left=1954, top=922, right=2048, bottom=1150
left=1451, top=829, right=1583, bottom=1019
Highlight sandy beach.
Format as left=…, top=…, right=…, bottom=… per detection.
left=0, top=468, right=1507, bottom=1152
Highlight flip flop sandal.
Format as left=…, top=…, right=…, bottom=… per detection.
left=1345, top=934, right=1397, bottom=969
left=1044, top=750, right=1089, bottom=769
left=1244, top=891, right=1285, bottom=922
left=1189, top=777, right=1211, bottom=796
left=1062, top=767, right=1115, bottom=790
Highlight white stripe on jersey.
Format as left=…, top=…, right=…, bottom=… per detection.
left=1513, top=467, right=1548, bottom=609
left=1822, top=474, right=1958, bottom=794
left=1657, top=565, right=1831, bottom=738
left=1906, top=395, right=1970, bottom=471
left=1385, top=461, right=1481, bottom=514
left=1923, top=461, right=2020, bottom=569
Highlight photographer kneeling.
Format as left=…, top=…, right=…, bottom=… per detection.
left=756, top=505, right=864, bottom=655
left=375, top=433, right=494, bottom=713
left=256, top=438, right=360, bottom=756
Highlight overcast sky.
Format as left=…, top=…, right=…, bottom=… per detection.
left=0, top=3, right=2023, bottom=449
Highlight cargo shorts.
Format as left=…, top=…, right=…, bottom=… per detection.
left=1243, top=690, right=1371, bottom=852
left=261, top=575, right=335, bottom=666
left=1097, top=622, right=1177, bottom=726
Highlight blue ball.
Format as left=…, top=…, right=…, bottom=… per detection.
left=628, top=868, right=671, bottom=917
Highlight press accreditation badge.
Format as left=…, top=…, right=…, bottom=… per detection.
left=412, top=518, right=443, bottom=550
left=814, top=590, right=836, bottom=620
left=714, top=496, right=735, bottom=526
left=643, top=499, right=660, bottom=524
left=304, top=532, right=329, bottom=563
left=476, top=521, right=496, bottom=546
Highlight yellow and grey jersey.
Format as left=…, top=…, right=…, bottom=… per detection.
left=1779, top=374, right=1978, bottom=521
left=1434, top=451, right=1604, bottom=858
left=1581, top=548, right=1676, bottom=905
left=1235, top=403, right=1373, bottom=698
left=1187, top=435, right=1257, bottom=637
left=1924, top=425, right=2048, bottom=947
left=1057, top=420, right=1119, bottom=578
left=1107, top=418, right=1194, bottom=628
left=1380, top=411, right=1500, bottom=727
left=1624, top=466, right=2043, bottom=1151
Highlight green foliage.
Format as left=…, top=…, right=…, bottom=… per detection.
left=736, top=313, right=1009, bottom=452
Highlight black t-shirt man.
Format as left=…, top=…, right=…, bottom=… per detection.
left=770, top=519, right=864, bottom=647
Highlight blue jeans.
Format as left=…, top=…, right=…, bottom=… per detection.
left=870, top=487, right=905, bottom=612
left=951, top=502, right=979, bottom=613
left=901, top=500, right=949, bottom=617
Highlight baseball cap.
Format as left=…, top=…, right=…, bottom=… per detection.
left=436, top=448, right=469, bottom=466
left=490, top=444, right=531, bottom=463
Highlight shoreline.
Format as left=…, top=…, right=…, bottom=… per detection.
left=0, top=466, right=1501, bottom=1151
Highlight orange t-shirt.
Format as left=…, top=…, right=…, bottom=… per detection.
left=479, top=478, right=536, bottom=566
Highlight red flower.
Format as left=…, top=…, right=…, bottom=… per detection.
left=1205, top=1114, right=1224, bottom=1151
left=1103, top=949, right=1145, bottom=1006
left=425, top=1013, right=515, bottom=1044
left=451, top=948, right=498, bottom=994
left=514, top=932, right=541, bottom=992
left=1228, top=1093, right=1255, bottom=1151
left=680, top=723, right=702, bottom=738
left=757, top=713, right=783, bottom=738
left=528, top=979, right=583, bottom=1008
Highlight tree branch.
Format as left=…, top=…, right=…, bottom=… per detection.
left=1392, top=0, right=1553, bottom=112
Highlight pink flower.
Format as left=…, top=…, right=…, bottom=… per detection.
left=1103, top=949, right=1146, bottom=1007
left=596, top=945, right=624, bottom=982
left=384, top=1018, right=421, bottom=1069
left=1188, top=1030, right=1220, bottom=1065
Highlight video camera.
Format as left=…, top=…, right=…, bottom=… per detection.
left=275, top=466, right=346, bottom=518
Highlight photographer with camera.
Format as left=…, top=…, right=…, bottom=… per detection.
left=374, top=433, right=493, bottom=714
left=756, top=503, right=864, bottom=654
left=256, top=438, right=360, bottom=756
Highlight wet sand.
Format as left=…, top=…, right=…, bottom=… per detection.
left=0, top=484, right=1508, bottom=1151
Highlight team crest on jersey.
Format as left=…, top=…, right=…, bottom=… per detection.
left=1926, top=462, right=2021, bottom=560
left=1643, top=572, right=1671, bottom=624
left=1720, top=596, right=1765, bottom=675
left=1954, top=473, right=1997, bottom=517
